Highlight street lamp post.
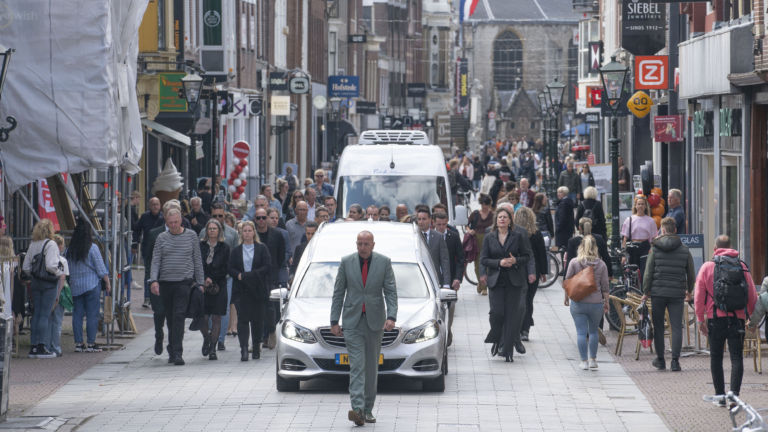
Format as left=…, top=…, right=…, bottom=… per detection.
left=598, top=55, right=630, bottom=279
left=566, top=110, right=574, bottom=158
left=537, top=92, right=549, bottom=197
left=181, top=71, right=205, bottom=196
left=0, top=45, right=17, bottom=143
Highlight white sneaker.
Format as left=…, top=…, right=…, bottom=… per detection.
left=579, top=361, right=589, bottom=370
left=589, top=359, right=598, bottom=370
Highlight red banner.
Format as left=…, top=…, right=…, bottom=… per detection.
left=38, top=174, right=68, bottom=231
left=219, top=124, right=227, bottom=176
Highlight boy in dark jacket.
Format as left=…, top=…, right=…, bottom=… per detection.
left=640, top=217, right=696, bottom=372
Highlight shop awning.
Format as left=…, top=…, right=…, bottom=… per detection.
left=561, top=123, right=588, bottom=137
left=141, top=119, right=190, bottom=147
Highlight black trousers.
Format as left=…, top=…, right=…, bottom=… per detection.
left=627, top=240, right=651, bottom=284
left=521, top=279, right=539, bottom=333
left=709, top=316, right=745, bottom=396
left=235, top=299, right=266, bottom=349
left=159, top=281, right=192, bottom=359
left=651, top=296, right=684, bottom=360
left=149, top=292, right=166, bottom=343
left=487, top=278, right=527, bottom=356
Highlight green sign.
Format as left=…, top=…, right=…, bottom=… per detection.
left=158, top=73, right=187, bottom=112
left=203, top=0, right=222, bottom=46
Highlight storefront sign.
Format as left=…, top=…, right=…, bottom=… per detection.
left=621, top=0, right=666, bottom=56
left=635, top=56, right=669, bottom=90
left=158, top=72, right=187, bottom=112
left=269, top=73, right=288, bottom=91
left=357, top=101, right=376, bottom=115
left=407, top=83, right=427, bottom=98
left=203, top=0, right=222, bottom=45
left=585, top=113, right=600, bottom=124
left=693, top=111, right=714, bottom=137
left=588, top=42, right=602, bottom=73
left=627, top=91, right=653, bottom=118
left=678, top=234, right=705, bottom=275
left=348, top=34, right=367, bottom=43
left=271, top=95, right=291, bottom=116
left=328, top=76, right=360, bottom=98
left=587, top=87, right=602, bottom=107
left=719, top=108, right=742, bottom=137
left=654, top=115, right=684, bottom=142
left=290, top=77, right=310, bottom=94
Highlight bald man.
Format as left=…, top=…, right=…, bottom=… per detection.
left=395, top=204, right=408, bottom=222
left=285, top=201, right=309, bottom=255
left=331, top=231, right=398, bottom=425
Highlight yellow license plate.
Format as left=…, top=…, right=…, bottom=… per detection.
left=335, top=354, right=384, bottom=365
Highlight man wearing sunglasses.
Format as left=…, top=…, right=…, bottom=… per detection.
left=309, top=169, right=334, bottom=200
left=200, top=204, right=239, bottom=351
left=253, top=208, right=286, bottom=350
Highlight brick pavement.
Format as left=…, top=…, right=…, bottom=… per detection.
left=19, top=278, right=667, bottom=431
left=602, top=301, right=768, bottom=432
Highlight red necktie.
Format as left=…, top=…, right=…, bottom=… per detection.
left=362, top=260, right=368, bottom=313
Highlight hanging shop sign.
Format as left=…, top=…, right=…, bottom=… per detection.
left=585, top=113, right=600, bottom=124
left=588, top=42, right=602, bottom=73
left=459, top=59, right=469, bottom=110
left=621, top=0, right=666, bottom=56
left=158, top=72, right=187, bottom=112
left=328, top=76, right=360, bottom=98
left=290, top=77, right=310, bottom=94
left=587, top=87, right=602, bottom=107
left=348, top=34, right=367, bottom=43
left=627, top=91, right=653, bottom=118
left=269, top=73, right=289, bottom=91
left=271, top=95, right=291, bottom=116
left=248, top=97, right=263, bottom=116
left=357, top=101, right=376, bottom=114
left=407, top=83, right=427, bottom=98
left=654, top=115, right=684, bottom=142
left=635, top=56, right=669, bottom=90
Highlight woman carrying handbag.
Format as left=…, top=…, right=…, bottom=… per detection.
left=563, top=235, right=610, bottom=371
left=199, top=219, right=231, bottom=360
left=227, top=221, right=272, bottom=361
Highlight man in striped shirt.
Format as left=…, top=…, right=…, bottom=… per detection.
left=149, top=208, right=205, bottom=365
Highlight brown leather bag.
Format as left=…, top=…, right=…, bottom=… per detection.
left=562, top=263, right=597, bottom=302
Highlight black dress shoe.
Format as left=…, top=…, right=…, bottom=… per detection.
left=209, top=350, right=218, bottom=360
left=217, top=342, right=226, bottom=351
left=202, top=334, right=211, bottom=357
left=174, top=357, right=185, bottom=365
left=241, top=347, right=249, bottom=361
left=491, top=343, right=499, bottom=357
left=154, top=338, right=163, bottom=355
left=262, top=339, right=269, bottom=349
left=520, top=331, right=529, bottom=342
left=252, top=349, right=260, bottom=360
left=505, top=355, right=514, bottom=362
left=515, top=342, right=526, bottom=354
left=168, top=357, right=175, bottom=364
left=348, top=408, right=365, bottom=426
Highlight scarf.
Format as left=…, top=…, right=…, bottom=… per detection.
left=207, top=241, right=217, bottom=265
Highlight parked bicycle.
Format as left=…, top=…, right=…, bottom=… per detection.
left=604, top=246, right=644, bottom=331
left=538, top=246, right=562, bottom=288
left=703, top=392, right=767, bottom=431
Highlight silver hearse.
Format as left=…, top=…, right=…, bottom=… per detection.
left=271, top=221, right=456, bottom=392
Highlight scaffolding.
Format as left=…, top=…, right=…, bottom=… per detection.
left=3, top=166, right=138, bottom=350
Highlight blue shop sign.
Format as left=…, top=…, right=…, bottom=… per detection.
left=329, top=76, right=360, bottom=98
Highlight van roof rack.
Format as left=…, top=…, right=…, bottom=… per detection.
left=358, top=130, right=431, bottom=145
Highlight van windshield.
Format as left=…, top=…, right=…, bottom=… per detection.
left=338, top=175, right=447, bottom=221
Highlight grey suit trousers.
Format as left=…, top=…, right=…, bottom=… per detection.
left=345, top=314, right=384, bottom=411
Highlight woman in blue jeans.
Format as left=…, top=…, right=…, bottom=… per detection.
left=563, top=235, right=610, bottom=371
left=66, top=218, right=111, bottom=353
left=21, top=219, right=65, bottom=358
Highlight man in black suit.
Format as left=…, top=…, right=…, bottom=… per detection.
left=253, top=208, right=286, bottom=350
left=433, top=211, right=464, bottom=347
left=289, top=222, right=318, bottom=280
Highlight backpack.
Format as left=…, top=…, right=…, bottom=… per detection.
left=448, top=169, right=457, bottom=190
left=712, top=255, right=750, bottom=314
left=582, top=201, right=598, bottom=226
left=30, top=240, right=59, bottom=283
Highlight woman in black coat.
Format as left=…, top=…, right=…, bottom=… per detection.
left=514, top=207, right=549, bottom=342
left=480, top=207, right=531, bottom=363
left=564, top=217, right=613, bottom=279
left=227, top=221, right=272, bottom=361
left=575, top=186, right=607, bottom=239
left=199, top=220, right=231, bottom=360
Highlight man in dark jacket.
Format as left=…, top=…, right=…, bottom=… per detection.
left=253, top=208, right=286, bottom=349
left=132, top=197, right=162, bottom=308
left=558, top=160, right=581, bottom=201
left=186, top=196, right=211, bottom=235
left=290, top=222, right=318, bottom=279
left=433, top=211, right=464, bottom=347
left=640, top=217, right=695, bottom=372
left=554, top=187, right=575, bottom=252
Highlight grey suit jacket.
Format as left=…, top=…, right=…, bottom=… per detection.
left=330, top=252, right=398, bottom=331
left=422, top=229, right=451, bottom=286
left=479, top=225, right=535, bottom=278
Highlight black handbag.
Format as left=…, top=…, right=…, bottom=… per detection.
left=31, top=240, right=59, bottom=283
left=205, top=282, right=219, bottom=296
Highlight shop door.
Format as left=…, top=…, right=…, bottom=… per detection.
left=697, top=154, right=715, bottom=253
left=721, top=156, right=741, bottom=252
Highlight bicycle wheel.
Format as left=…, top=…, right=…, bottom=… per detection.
left=605, top=284, right=643, bottom=332
left=539, top=252, right=559, bottom=288
left=464, top=267, right=478, bottom=286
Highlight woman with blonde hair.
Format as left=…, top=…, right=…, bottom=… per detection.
left=621, top=195, right=658, bottom=280
left=564, top=235, right=610, bottom=370
left=514, top=207, right=548, bottom=342
left=227, top=220, right=271, bottom=360
left=21, top=219, right=66, bottom=358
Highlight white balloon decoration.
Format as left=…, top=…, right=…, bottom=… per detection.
left=228, top=185, right=236, bottom=193
left=232, top=157, right=240, bottom=166
left=238, top=173, right=247, bottom=180
left=233, top=179, right=242, bottom=187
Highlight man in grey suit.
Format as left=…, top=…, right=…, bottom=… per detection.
left=416, top=208, right=451, bottom=288
left=330, top=231, right=398, bottom=426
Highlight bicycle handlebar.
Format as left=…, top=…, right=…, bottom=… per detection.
left=704, top=392, right=767, bottom=431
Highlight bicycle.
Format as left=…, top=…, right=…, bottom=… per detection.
left=704, top=392, right=767, bottom=431
left=538, top=246, right=562, bottom=288
left=456, top=189, right=473, bottom=208
left=604, top=246, right=644, bottom=332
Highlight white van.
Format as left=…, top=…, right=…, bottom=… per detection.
left=333, top=130, right=469, bottom=225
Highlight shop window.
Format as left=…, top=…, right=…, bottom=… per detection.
left=721, top=159, right=740, bottom=250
